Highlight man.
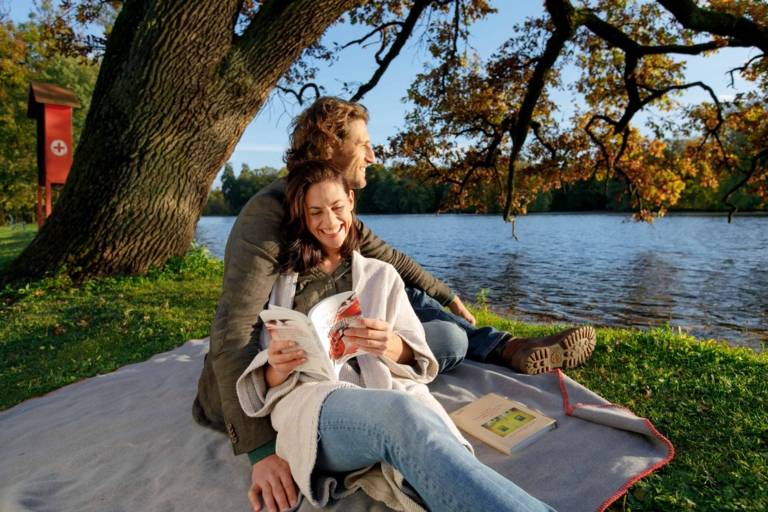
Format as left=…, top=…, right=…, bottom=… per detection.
left=194, top=97, right=595, bottom=511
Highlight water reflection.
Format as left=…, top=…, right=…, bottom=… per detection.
left=617, top=252, right=679, bottom=327
left=195, top=213, right=768, bottom=350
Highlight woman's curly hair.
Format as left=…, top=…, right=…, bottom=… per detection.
left=285, top=97, right=368, bottom=171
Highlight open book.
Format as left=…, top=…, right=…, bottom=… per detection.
left=450, top=393, right=557, bottom=454
left=259, top=291, right=362, bottom=381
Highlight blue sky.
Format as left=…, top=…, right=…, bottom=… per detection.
left=7, top=1, right=760, bottom=186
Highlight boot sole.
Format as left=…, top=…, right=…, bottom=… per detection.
left=521, top=326, right=596, bottom=375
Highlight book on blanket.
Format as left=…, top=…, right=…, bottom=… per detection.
left=450, top=393, right=557, bottom=454
left=259, top=291, right=362, bottom=382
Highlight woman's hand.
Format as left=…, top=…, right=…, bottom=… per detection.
left=343, top=317, right=414, bottom=364
left=265, top=338, right=306, bottom=388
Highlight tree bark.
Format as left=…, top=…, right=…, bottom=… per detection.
left=3, top=0, right=361, bottom=283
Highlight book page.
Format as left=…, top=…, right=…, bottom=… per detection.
left=259, top=306, right=335, bottom=381
left=307, top=291, right=362, bottom=376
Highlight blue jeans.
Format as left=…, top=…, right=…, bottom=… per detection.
left=315, top=388, right=557, bottom=512
left=406, top=288, right=507, bottom=371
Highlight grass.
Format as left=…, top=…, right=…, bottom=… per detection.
left=0, top=226, right=222, bottom=410
left=2, top=226, right=767, bottom=510
left=0, top=224, right=36, bottom=269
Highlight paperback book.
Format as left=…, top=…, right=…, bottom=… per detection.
left=450, top=393, right=557, bottom=454
left=260, top=291, right=362, bottom=381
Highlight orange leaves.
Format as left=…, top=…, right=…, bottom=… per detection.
left=383, top=0, right=767, bottom=219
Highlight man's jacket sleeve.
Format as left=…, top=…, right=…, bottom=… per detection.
left=209, top=180, right=286, bottom=455
left=357, top=218, right=455, bottom=306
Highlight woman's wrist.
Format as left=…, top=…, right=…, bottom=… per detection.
left=265, top=364, right=290, bottom=388
left=385, top=333, right=414, bottom=364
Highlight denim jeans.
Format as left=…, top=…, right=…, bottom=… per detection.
left=406, top=287, right=508, bottom=370
left=315, top=388, right=557, bottom=512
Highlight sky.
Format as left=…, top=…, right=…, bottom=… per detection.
left=7, top=1, right=761, bottom=187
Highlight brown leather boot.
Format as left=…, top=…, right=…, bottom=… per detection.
left=494, top=326, right=596, bottom=375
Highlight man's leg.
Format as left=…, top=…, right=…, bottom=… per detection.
left=315, top=388, right=557, bottom=512
left=406, top=287, right=596, bottom=374
left=407, top=287, right=505, bottom=362
left=421, top=320, right=468, bottom=373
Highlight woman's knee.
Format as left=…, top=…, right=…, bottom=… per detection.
left=423, top=320, right=468, bottom=372
left=343, top=391, right=432, bottom=428
left=324, top=389, right=428, bottom=425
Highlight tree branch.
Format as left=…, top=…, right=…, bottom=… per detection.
left=723, top=148, right=768, bottom=222
left=657, top=0, right=768, bottom=54
left=582, top=11, right=743, bottom=56
left=341, top=21, right=404, bottom=50
left=349, top=0, right=433, bottom=101
left=728, top=53, right=766, bottom=88
left=530, top=121, right=558, bottom=159
left=503, top=0, right=576, bottom=221
left=276, top=83, right=321, bottom=105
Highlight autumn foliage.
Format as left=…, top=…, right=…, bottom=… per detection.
left=380, top=0, right=767, bottom=221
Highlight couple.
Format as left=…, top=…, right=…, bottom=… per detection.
left=194, top=97, right=596, bottom=511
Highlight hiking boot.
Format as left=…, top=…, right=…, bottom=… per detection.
left=494, top=326, right=596, bottom=375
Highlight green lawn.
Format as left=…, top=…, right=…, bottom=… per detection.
left=1, top=226, right=766, bottom=511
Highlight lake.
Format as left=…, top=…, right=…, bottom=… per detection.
left=195, top=213, right=767, bottom=350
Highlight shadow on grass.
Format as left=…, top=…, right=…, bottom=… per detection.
left=0, top=226, right=37, bottom=272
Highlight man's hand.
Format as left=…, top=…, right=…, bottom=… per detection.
left=343, top=317, right=413, bottom=363
left=249, top=453, right=298, bottom=512
left=448, top=296, right=476, bottom=326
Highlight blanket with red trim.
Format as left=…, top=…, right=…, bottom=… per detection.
left=428, top=361, right=674, bottom=512
left=0, top=339, right=672, bottom=512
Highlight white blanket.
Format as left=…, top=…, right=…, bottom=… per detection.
left=0, top=339, right=673, bottom=512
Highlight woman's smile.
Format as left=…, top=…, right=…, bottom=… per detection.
left=304, top=180, right=354, bottom=255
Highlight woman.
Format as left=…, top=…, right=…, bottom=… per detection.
left=236, top=161, right=556, bottom=512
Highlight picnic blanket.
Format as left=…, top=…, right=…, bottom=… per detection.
left=0, top=339, right=673, bottom=512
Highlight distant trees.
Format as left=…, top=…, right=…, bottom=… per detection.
left=203, top=164, right=283, bottom=216
left=204, top=160, right=765, bottom=217
left=356, top=165, right=447, bottom=214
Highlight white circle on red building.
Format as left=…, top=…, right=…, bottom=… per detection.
left=50, top=139, right=68, bottom=156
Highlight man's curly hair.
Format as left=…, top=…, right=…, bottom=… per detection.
left=285, top=97, right=368, bottom=172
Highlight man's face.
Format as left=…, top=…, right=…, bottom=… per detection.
left=330, top=118, right=375, bottom=189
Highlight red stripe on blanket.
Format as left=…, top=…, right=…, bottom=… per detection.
left=554, top=369, right=675, bottom=512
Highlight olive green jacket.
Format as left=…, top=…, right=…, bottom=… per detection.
left=207, top=178, right=455, bottom=455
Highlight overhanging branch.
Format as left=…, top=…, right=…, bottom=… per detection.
left=349, top=0, right=433, bottom=101
left=728, top=53, right=766, bottom=88
left=657, top=0, right=768, bottom=54
left=502, top=0, right=576, bottom=221
left=724, top=148, right=768, bottom=222
left=276, top=83, right=321, bottom=105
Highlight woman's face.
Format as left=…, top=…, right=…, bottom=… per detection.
left=304, top=180, right=354, bottom=255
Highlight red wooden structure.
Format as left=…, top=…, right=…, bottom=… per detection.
left=27, top=82, right=81, bottom=227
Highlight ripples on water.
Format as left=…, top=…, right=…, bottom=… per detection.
left=196, top=213, right=767, bottom=350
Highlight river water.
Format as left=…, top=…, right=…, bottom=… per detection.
left=195, top=213, right=767, bottom=350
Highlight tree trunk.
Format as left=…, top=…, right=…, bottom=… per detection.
left=3, top=0, right=361, bottom=283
